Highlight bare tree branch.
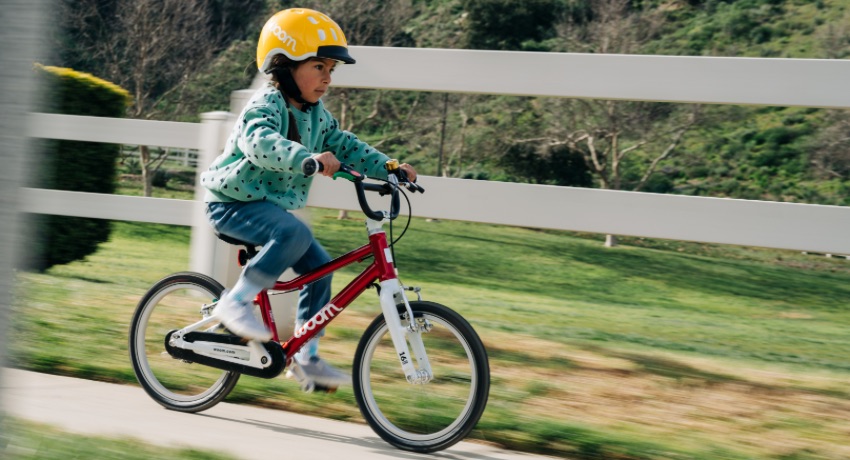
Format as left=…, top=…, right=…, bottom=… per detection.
left=634, top=108, right=700, bottom=192
left=62, top=0, right=222, bottom=196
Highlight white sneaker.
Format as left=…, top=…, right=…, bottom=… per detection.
left=215, top=295, right=272, bottom=342
left=287, top=357, right=350, bottom=389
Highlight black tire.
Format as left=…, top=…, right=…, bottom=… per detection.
left=129, top=272, right=240, bottom=412
left=353, top=301, right=490, bottom=453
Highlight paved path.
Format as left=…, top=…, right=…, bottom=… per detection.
left=2, top=368, right=552, bottom=460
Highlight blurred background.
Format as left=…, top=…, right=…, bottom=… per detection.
left=3, top=1, right=850, bottom=459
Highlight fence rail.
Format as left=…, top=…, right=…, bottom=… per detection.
left=21, top=47, right=850, bottom=283
left=120, top=145, right=200, bottom=168
left=28, top=113, right=201, bottom=148
left=21, top=188, right=198, bottom=226
left=338, top=46, right=850, bottom=108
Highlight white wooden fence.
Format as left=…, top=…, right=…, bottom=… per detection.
left=120, top=145, right=200, bottom=168
left=23, top=46, right=850, bottom=287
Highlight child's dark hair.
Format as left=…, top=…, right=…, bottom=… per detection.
left=268, top=54, right=296, bottom=91
left=267, top=54, right=304, bottom=143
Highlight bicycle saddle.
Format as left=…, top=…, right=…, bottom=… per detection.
left=214, top=231, right=253, bottom=248
left=214, top=232, right=258, bottom=266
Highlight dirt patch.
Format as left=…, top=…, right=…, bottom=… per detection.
left=484, top=329, right=850, bottom=458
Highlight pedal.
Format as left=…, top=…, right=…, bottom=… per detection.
left=284, top=363, right=338, bottom=394
left=314, top=384, right=338, bottom=394
left=285, top=363, right=314, bottom=393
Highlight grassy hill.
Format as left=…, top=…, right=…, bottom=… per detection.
left=135, top=0, right=850, bottom=208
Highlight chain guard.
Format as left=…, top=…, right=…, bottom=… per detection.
left=164, top=330, right=286, bottom=379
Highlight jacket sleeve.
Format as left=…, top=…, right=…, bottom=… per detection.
left=321, top=108, right=390, bottom=180
left=239, top=103, right=310, bottom=173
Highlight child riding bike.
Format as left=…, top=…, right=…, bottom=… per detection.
left=199, top=8, right=418, bottom=389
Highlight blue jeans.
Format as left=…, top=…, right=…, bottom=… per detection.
left=206, top=201, right=332, bottom=325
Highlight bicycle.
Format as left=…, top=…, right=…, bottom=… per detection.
left=129, top=159, right=490, bottom=453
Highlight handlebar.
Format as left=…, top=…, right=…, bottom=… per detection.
left=301, top=157, right=423, bottom=222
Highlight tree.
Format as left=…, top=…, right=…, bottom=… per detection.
left=471, top=0, right=702, bottom=245
left=543, top=0, right=701, bottom=246
left=57, top=0, right=263, bottom=196
left=543, top=100, right=700, bottom=192
left=810, top=110, right=850, bottom=181
left=308, top=0, right=417, bottom=140
left=462, top=0, right=565, bottom=51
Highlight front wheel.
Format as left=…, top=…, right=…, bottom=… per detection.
left=129, top=272, right=240, bottom=413
left=353, top=301, right=490, bottom=453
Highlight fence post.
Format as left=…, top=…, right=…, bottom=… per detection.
left=189, top=112, right=239, bottom=285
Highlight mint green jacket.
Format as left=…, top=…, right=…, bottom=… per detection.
left=201, top=83, right=389, bottom=210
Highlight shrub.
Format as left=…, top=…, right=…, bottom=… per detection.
left=499, top=141, right=593, bottom=187
left=27, top=65, right=131, bottom=271
left=152, top=169, right=170, bottom=188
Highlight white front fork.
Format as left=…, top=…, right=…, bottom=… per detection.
left=379, top=278, right=432, bottom=384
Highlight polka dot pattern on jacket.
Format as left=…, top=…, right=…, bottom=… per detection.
left=201, top=82, right=390, bottom=210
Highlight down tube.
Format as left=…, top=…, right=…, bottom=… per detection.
left=281, top=263, right=380, bottom=358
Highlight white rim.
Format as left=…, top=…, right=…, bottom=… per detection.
left=360, top=313, right=478, bottom=444
left=133, top=282, right=230, bottom=405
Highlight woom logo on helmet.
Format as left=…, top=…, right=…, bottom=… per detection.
left=271, top=25, right=297, bottom=52
left=294, top=303, right=343, bottom=338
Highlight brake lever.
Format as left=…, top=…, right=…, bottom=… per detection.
left=397, top=169, right=425, bottom=193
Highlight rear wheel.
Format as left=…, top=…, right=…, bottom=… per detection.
left=353, top=301, right=489, bottom=453
left=129, top=272, right=240, bottom=412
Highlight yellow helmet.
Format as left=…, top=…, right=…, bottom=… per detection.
left=256, top=8, right=355, bottom=73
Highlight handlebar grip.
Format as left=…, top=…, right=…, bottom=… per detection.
left=301, top=157, right=323, bottom=177
left=406, top=182, right=425, bottom=193
left=301, top=156, right=409, bottom=221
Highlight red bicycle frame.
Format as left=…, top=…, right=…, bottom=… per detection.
left=254, top=227, right=397, bottom=360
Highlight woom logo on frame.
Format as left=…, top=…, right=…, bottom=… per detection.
left=294, top=303, right=343, bottom=338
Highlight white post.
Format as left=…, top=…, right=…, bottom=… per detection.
left=189, top=111, right=239, bottom=286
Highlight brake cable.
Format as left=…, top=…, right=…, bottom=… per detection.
left=387, top=185, right=410, bottom=273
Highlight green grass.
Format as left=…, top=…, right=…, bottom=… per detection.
left=9, top=193, right=850, bottom=459
left=2, top=418, right=236, bottom=460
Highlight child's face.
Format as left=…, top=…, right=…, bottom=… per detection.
left=292, top=58, right=336, bottom=105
